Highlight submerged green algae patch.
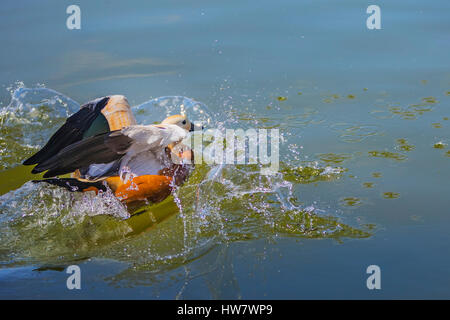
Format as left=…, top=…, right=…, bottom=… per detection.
left=396, top=139, right=415, bottom=152
left=382, top=192, right=400, bottom=199
left=368, top=150, right=407, bottom=161
left=433, top=142, right=447, bottom=149
left=316, top=153, right=352, bottom=164
left=273, top=209, right=371, bottom=239
left=422, top=96, right=438, bottom=104
left=339, top=197, right=363, bottom=207
left=280, top=163, right=344, bottom=184
left=0, top=136, right=37, bottom=171
left=330, top=123, right=381, bottom=143
left=379, top=97, right=437, bottom=121
left=0, top=109, right=54, bottom=171
left=152, top=163, right=374, bottom=263
left=388, top=105, right=434, bottom=120
left=372, top=172, right=382, bottom=178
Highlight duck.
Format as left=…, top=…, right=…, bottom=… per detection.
left=23, top=95, right=196, bottom=204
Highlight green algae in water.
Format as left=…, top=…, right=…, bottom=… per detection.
left=363, top=182, right=374, bottom=188
left=347, top=94, right=356, bottom=99
left=387, top=100, right=435, bottom=120
left=277, top=96, right=287, bottom=101
left=372, top=172, right=382, bottom=178
left=422, top=96, right=438, bottom=104
left=433, top=142, right=446, bottom=149
left=0, top=107, right=77, bottom=170
left=368, top=150, right=407, bottom=161
left=409, top=105, right=434, bottom=114
left=316, top=153, right=352, bottom=164
left=432, top=123, right=442, bottom=128
left=273, top=208, right=371, bottom=239
left=389, top=106, right=416, bottom=120
left=339, top=197, right=363, bottom=207
left=175, top=163, right=371, bottom=246
left=382, top=192, right=400, bottom=199
left=280, top=163, right=344, bottom=184
left=331, top=123, right=381, bottom=143
left=396, top=139, right=415, bottom=152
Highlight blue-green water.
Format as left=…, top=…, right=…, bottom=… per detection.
left=0, top=0, right=449, bottom=299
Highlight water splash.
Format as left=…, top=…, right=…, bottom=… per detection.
left=0, top=85, right=371, bottom=270
left=0, top=83, right=79, bottom=170
left=0, top=182, right=131, bottom=264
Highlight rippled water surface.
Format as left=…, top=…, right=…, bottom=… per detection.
left=0, top=0, right=449, bottom=299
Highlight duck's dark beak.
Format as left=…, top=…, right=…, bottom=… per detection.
left=190, top=123, right=204, bottom=131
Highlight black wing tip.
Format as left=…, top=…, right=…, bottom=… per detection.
left=43, top=170, right=60, bottom=178
left=31, top=166, right=44, bottom=174
left=33, top=177, right=108, bottom=193
left=23, top=155, right=37, bottom=166
left=23, top=160, right=33, bottom=166
left=42, top=172, right=52, bottom=178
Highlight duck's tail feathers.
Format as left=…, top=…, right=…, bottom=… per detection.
left=32, top=178, right=108, bottom=193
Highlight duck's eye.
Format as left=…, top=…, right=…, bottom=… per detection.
left=182, top=120, right=186, bottom=125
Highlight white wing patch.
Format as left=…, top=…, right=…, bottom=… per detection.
left=123, top=124, right=187, bottom=150
left=118, top=124, right=187, bottom=182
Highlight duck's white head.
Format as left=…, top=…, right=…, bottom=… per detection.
left=161, top=114, right=195, bottom=131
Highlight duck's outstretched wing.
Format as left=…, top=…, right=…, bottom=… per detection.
left=32, top=124, right=187, bottom=179
left=32, top=130, right=133, bottom=178
left=23, top=95, right=136, bottom=167
left=23, top=97, right=111, bottom=166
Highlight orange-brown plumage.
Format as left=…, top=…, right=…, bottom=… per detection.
left=109, top=175, right=173, bottom=203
